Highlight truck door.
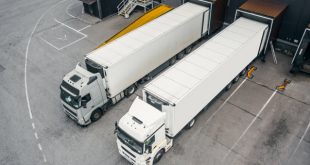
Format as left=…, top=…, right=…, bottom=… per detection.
left=80, top=93, right=93, bottom=118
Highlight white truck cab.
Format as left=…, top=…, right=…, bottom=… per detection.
left=60, top=62, right=108, bottom=125
left=116, top=98, right=173, bottom=165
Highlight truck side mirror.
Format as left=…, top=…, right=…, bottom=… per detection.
left=81, top=100, right=87, bottom=108
left=146, top=145, right=152, bottom=154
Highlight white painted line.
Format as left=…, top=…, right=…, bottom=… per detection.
left=78, top=25, right=91, bottom=32
left=54, top=18, right=87, bottom=37
left=43, top=154, right=47, bottom=163
left=24, top=0, right=69, bottom=163
left=204, top=78, right=247, bottom=125
left=289, top=118, right=310, bottom=161
left=34, top=132, right=39, bottom=140
left=58, top=36, right=86, bottom=50
left=38, top=143, right=42, bottom=151
left=39, top=35, right=61, bottom=51
left=222, top=90, right=277, bottom=162
left=65, top=0, right=80, bottom=19
left=32, top=122, right=36, bottom=129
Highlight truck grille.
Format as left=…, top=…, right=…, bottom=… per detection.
left=64, top=105, right=77, bottom=117
left=122, top=146, right=136, bottom=158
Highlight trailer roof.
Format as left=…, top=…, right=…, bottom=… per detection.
left=144, top=17, right=268, bottom=104
left=86, top=3, right=208, bottom=67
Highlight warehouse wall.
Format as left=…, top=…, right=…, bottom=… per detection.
left=225, top=0, right=310, bottom=44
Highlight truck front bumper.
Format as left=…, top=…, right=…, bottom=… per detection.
left=117, top=140, right=149, bottom=165
left=62, top=104, right=90, bottom=126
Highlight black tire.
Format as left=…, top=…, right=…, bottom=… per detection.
left=169, top=56, right=177, bottom=66
left=125, top=84, right=137, bottom=96
left=233, top=75, right=240, bottom=83
left=177, top=52, right=185, bottom=59
left=185, top=46, right=192, bottom=54
left=153, top=149, right=164, bottom=164
left=90, top=108, right=103, bottom=122
left=186, top=118, right=196, bottom=129
left=240, top=68, right=247, bottom=76
left=225, top=82, right=232, bottom=91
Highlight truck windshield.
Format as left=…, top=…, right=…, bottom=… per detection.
left=118, top=128, right=143, bottom=154
left=60, top=88, right=81, bottom=109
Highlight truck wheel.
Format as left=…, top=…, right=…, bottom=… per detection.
left=126, top=84, right=136, bottom=96
left=240, top=68, right=247, bottom=76
left=233, top=75, right=240, bottom=83
left=225, top=82, right=232, bottom=91
left=153, top=149, right=164, bottom=164
left=186, top=118, right=196, bottom=129
left=169, top=56, right=177, bottom=66
left=185, top=46, right=192, bottom=54
left=177, top=52, right=185, bottom=59
left=90, top=108, right=103, bottom=122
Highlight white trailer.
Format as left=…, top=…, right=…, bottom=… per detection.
left=116, top=17, right=269, bottom=165
left=60, top=2, right=211, bottom=125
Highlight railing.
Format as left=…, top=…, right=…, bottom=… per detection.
left=117, top=0, right=129, bottom=13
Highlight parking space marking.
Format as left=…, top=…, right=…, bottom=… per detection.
left=24, top=0, right=69, bottom=163
left=39, top=35, right=63, bottom=50
left=204, top=78, right=248, bottom=125
left=222, top=90, right=277, bottom=162
left=289, top=118, right=310, bottom=162
left=40, top=18, right=90, bottom=50
left=54, top=18, right=87, bottom=37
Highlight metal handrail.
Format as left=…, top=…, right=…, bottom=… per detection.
left=117, top=0, right=129, bottom=12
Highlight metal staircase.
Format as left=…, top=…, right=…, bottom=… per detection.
left=118, top=0, right=154, bottom=18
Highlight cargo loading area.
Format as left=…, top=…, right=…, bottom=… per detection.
left=0, top=0, right=309, bottom=165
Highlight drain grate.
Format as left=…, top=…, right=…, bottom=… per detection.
left=0, top=64, right=5, bottom=73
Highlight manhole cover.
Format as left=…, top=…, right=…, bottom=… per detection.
left=0, top=64, right=5, bottom=73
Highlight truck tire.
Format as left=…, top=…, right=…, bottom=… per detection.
left=90, top=108, right=103, bottom=122
left=225, top=82, right=232, bottom=91
left=125, top=84, right=137, bottom=96
left=177, top=52, right=185, bottom=59
left=153, top=149, right=164, bottom=164
left=240, top=68, right=247, bottom=76
left=233, top=75, right=240, bottom=83
left=186, top=118, right=196, bottom=129
left=169, top=56, right=177, bottom=66
left=185, top=45, right=192, bottom=54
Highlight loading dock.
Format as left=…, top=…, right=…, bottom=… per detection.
left=291, top=24, right=310, bottom=74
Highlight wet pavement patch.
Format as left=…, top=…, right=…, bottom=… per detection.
left=264, top=118, right=289, bottom=148
left=0, top=64, right=5, bottom=73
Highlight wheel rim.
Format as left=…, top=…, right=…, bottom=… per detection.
left=94, top=112, right=100, bottom=119
left=128, top=86, right=135, bottom=94
left=189, top=119, right=195, bottom=128
left=155, top=151, right=163, bottom=162
left=226, top=83, right=232, bottom=90
left=170, top=58, right=176, bottom=65
left=241, top=69, right=246, bottom=76
left=185, top=47, right=192, bottom=54
left=234, top=76, right=239, bottom=82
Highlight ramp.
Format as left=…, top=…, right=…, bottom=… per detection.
left=96, top=4, right=172, bottom=48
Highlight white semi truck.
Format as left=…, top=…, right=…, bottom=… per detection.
left=115, top=17, right=269, bottom=165
left=60, top=2, right=213, bottom=125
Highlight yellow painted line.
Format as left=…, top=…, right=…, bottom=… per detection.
left=96, top=4, right=172, bottom=49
